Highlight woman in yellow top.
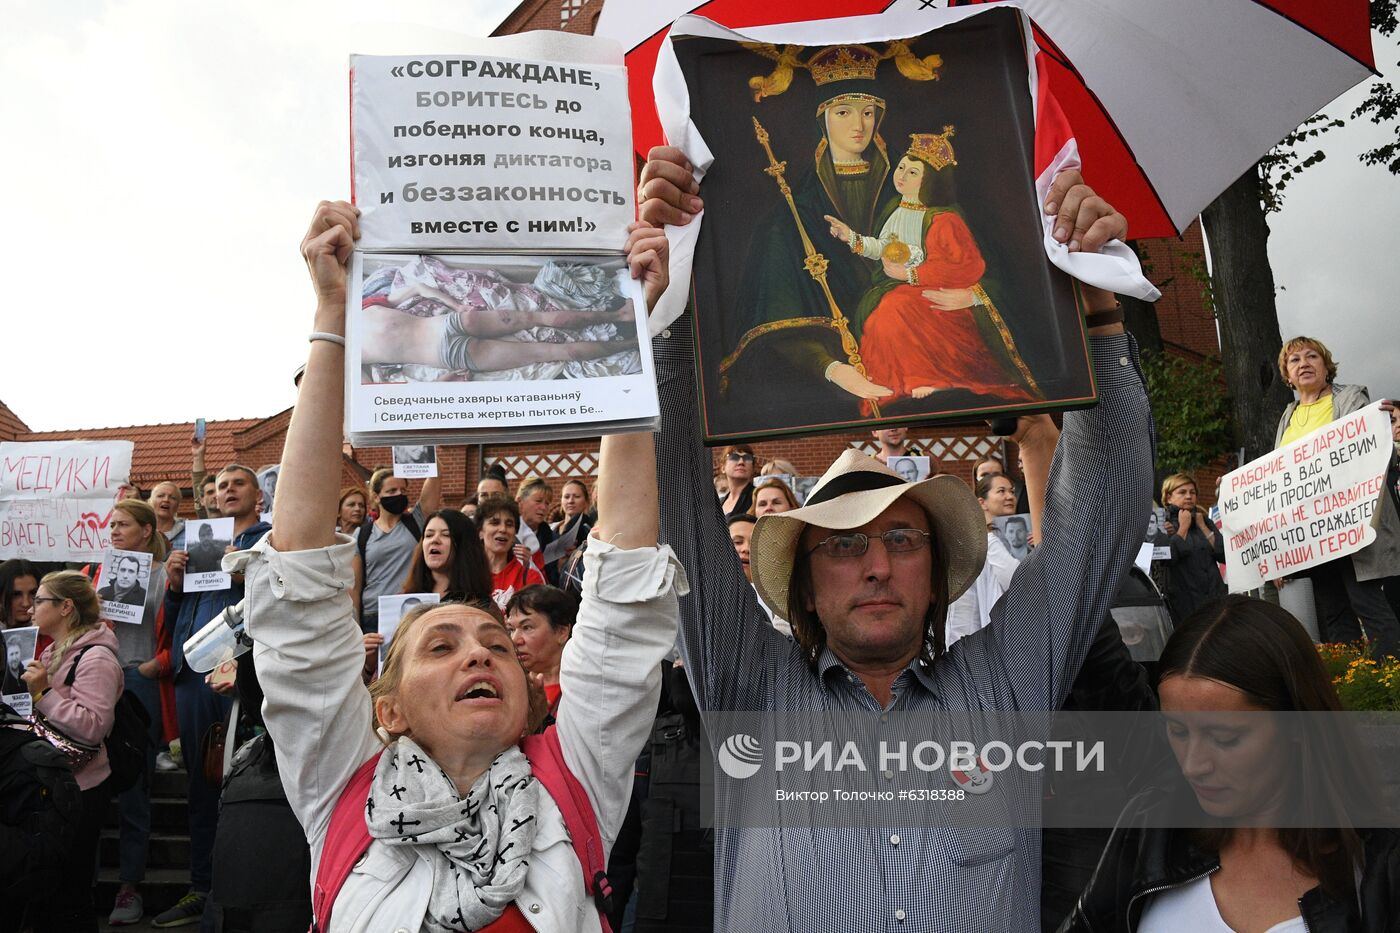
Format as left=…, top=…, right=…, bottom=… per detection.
left=1274, top=336, right=1400, bottom=657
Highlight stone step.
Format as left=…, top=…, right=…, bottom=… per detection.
left=95, top=867, right=192, bottom=927
left=99, top=829, right=190, bottom=869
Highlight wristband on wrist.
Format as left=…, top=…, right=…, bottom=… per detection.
left=1084, top=303, right=1125, bottom=329
left=308, top=331, right=346, bottom=347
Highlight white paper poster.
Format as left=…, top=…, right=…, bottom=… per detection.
left=888, top=456, right=931, bottom=484
left=1, top=626, right=38, bottom=717
left=184, top=517, right=235, bottom=593
left=1220, top=402, right=1393, bottom=592
left=0, top=440, right=133, bottom=561
left=378, top=592, right=441, bottom=672
left=351, top=50, right=635, bottom=254
left=98, top=548, right=154, bottom=625
left=993, top=513, right=1032, bottom=561
left=393, top=445, right=438, bottom=479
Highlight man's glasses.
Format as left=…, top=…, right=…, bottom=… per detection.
left=805, top=528, right=931, bottom=559
left=726, top=453, right=755, bottom=462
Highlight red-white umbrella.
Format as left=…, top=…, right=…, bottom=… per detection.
left=596, top=0, right=1375, bottom=238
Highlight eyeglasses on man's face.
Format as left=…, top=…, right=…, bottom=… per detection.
left=804, top=528, right=931, bottom=559
left=726, top=453, right=755, bottom=463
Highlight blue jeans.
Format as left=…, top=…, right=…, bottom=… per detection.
left=174, top=664, right=232, bottom=893
left=117, top=667, right=163, bottom=884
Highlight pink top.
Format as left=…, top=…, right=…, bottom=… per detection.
left=35, top=624, right=123, bottom=790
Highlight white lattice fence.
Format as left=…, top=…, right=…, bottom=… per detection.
left=488, top=450, right=598, bottom=480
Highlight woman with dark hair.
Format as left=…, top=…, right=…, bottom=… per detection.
left=1274, top=336, right=1400, bottom=658
left=401, top=509, right=492, bottom=602
left=505, top=585, right=576, bottom=716
left=1062, top=596, right=1397, bottom=931
left=0, top=559, right=41, bottom=630
left=478, top=497, right=545, bottom=609
left=719, top=445, right=757, bottom=517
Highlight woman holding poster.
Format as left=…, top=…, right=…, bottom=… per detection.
left=1274, top=337, right=1400, bottom=658
left=236, top=200, right=677, bottom=933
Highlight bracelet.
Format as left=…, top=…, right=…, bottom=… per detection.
left=308, top=331, right=346, bottom=347
left=906, top=266, right=920, bottom=287
left=1084, top=303, right=1124, bottom=329
left=848, top=231, right=862, bottom=254
left=31, top=687, right=49, bottom=703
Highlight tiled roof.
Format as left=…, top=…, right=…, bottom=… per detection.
left=17, top=419, right=262, bottom=489
left=0, top=401, right=30, bottom=442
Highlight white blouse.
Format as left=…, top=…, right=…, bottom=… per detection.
left=1139, top=874, right=1306, bottom=933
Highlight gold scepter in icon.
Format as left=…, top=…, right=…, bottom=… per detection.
left=752, top=116, right=881, bottom=419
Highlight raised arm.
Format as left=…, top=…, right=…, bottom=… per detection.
left=241, top=201, right=380, bottom=849
left=270, top=201, right=359, bottom=553
left=639, top=149, right=790, bottom=713
left=416, top=475, right=442, bottom=516
left=956, top=285, right=1153, bottom=709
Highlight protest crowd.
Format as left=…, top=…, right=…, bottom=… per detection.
left=4, top=37, right=1400, bottom=933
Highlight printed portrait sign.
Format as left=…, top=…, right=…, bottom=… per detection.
left=0, top=440, right=133, bottom=561
left=256, top=464, right=280, bottom=514
left=665, top=11, right=1098, bottom=442
left=1, top=626, right=38, bottom=717
left=98, top=548, right=153, bottom=625
left=993, top=513, right=1032, bottom=561
left=887, top=456, right=931, bottom=484
left=392, top=445, right=439, bottom=479
left=378, top=593, right=441, bottom=672
left=1220, top=402, right=1393, bottom=592
left=184, top=517, right=235, bottom=593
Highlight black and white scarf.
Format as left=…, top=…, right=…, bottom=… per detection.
left=366, top=737, right=539, bottom=932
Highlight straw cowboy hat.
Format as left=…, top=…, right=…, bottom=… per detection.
left=750, top=449, right=987, bottom=619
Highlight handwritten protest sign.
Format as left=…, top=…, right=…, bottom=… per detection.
left=1219, top=402, right=1392, bottom=592
left=0, top=441, right=133, bottom=561
left=351, top=46, right=635, bottom=254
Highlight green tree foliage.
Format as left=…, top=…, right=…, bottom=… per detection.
left=1142, top=354, right=1234, bottom=473
left=1355, top=0, right=1399, bottom=175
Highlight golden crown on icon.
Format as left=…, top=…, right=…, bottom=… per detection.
left=907, top=127, right=957, bottom=171
left=808, top=45, right=882, bottom=86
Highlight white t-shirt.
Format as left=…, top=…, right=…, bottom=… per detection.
left=946, top=532, right=1020, bottom=647
left=1139, top=874, right=1306, bottom=933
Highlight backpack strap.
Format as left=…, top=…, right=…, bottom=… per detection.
left=356, top=521, right=373, bottom=565
left=401, top=511, right=421, bottom=540
left=310, top=752, right=381, bottom=933
left=522, top=726, right=615, bottom=930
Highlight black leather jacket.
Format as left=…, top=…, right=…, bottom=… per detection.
left=1057, top=788, right=1400, bottom=932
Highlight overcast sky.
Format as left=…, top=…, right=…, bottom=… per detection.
left=0, top=2, right=1395, bottom=432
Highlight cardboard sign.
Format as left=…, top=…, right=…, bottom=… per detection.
left=1220, top=402, right=1393, bottom=592
left=98, top=548, right=154, bottom=625
left=0, top=440, right=133, bottom=561
left=184, top=517, right=235, bottom=593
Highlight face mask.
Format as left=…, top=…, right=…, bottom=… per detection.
left=379, top=494, right=409, bottom=516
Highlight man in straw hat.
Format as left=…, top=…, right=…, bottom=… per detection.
left=641, top=147, right=1153, bottom=931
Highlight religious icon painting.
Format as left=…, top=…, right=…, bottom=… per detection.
left=668, top=8, right=1099, bottom=442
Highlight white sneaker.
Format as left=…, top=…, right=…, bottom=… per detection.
left=109, top=889, right=144, bottom=925
left=155, top=750, right=179, bottom=772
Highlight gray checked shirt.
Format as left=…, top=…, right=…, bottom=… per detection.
left=653, top=317, right=1154, bottom=932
